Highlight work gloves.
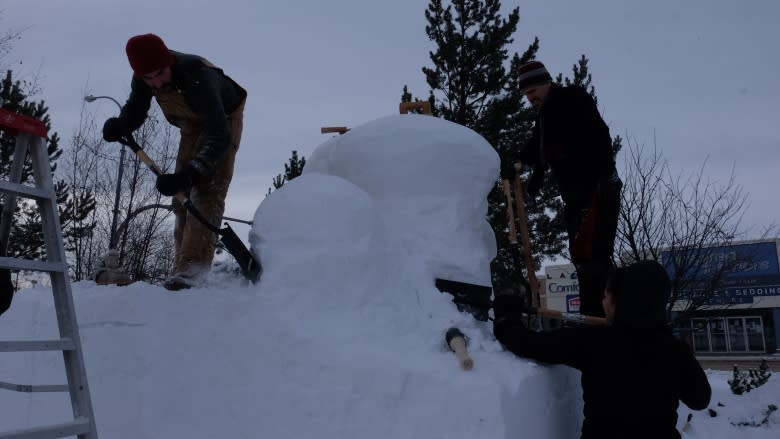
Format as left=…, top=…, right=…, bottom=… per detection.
left=156, top=165, right=200, bottom=196
left=102, top=117, right=128, bottom=143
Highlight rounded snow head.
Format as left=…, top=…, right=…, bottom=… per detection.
left=305, top=114, right=500, bottom=286
left=250, top=173, right=390, bottom=311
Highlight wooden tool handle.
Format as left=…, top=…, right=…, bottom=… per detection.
left=399, top=101, right=432, bottom=115
left=535, top=307, right=607, bottom=326
left=502, top=179, right=518, bottom=244
left=320, top=126, right=349, bottom=134
left=512, top=173, right=540, bottom=302
left=448, top=336, right=474, bottom=370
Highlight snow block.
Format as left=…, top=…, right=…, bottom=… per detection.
left=305, top=114, right=499, bottom=287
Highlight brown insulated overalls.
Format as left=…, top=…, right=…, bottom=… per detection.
left=154, top=88, right=245, bottom=281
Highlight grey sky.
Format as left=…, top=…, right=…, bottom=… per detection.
left=2, top=0, right=778, bottom=239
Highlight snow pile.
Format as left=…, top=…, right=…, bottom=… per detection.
left=2, top=114, right=769, bottom=438
left=300, top=114, right=498, bottom=286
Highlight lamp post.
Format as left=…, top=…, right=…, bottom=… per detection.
left=84, top=95, right=126, bottom=250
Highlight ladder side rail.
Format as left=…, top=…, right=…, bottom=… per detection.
left=0, top=134, right=31, bottom=256
left=27, top=135, right=98, bottom=439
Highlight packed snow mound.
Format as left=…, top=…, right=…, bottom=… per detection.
left=303, top=114, right=500, bottom=286
left=251, top=173, right=391, bottom=301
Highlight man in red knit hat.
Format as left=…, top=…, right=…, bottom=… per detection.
left=509, top=60, right=622, bottom=318
left=103, top=34, right=247, bottom=291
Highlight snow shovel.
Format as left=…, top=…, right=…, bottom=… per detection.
left=117, top=134, right=262, bottom=284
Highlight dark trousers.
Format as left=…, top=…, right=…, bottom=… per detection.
left=566, top=182, right=621, bottom=317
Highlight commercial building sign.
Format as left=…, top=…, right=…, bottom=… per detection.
left=545, top=264, right=579, bottom=294
left=662, top=241, right=780, bottom=305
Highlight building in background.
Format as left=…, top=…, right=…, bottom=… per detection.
left=538, top=239, right=780, bottom=355
left=664, top=239, right=780, bottom=355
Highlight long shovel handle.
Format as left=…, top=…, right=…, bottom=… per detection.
left=511, top=168, right=540, bottom=301
left=118, top=134, right=221, bottom=235
left=116, top=134, right=262, bottom=284
left=502, top=179, right=518, bottom=244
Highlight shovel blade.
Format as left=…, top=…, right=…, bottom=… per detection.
left=219, top=223, right=262, bottom=283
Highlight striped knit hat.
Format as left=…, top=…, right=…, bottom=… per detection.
left=517, top=61, right=552, bottom=91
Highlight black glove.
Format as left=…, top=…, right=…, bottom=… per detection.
left=492, top=294, right=527, bottom=325
left=156, top=166, right=199, bottom=196
left=102, top=117, right=128, bottom=143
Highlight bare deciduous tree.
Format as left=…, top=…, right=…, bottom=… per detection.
left=616, top=139, right=750, bottom=321
left=62, top=96, right=178, bottom=284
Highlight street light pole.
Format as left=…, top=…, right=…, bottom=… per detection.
left=84, top=95, right=125, bottom=250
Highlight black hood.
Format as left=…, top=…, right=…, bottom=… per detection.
left=611, top=260, right=671, bottom=329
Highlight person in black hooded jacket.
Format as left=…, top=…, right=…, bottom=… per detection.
left=493, top=260, right=711, bottom=439
left=509, top=60, right=622, bottom=318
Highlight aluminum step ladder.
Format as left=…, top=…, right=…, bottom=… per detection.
left=0, top=108, right=98, bottom=438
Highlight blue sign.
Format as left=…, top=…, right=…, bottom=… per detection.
left=662, top=241, right=779, bottom=280
left=697, top=274, right=780, bottom=305
left=662, top=242, right=780, bottom=305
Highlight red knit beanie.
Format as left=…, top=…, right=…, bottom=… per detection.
left=125, top=34, right=175, bottom=76
left=517, top=61, right=552, bottom=91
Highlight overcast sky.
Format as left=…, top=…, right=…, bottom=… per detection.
left=2, top=0, right=778, bottom=239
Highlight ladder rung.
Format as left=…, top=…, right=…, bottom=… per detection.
left=0, top=256, right=68, bottom=273
left=0, top=381, right=68, bottom=393
left=0, top=339, right=75, bottom=352
left=0, top=417, right=91, bottom=439
left=0, top=180, right=54, bottom=200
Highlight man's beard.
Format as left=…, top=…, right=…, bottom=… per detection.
left=155, top=83, right=175, bottom=93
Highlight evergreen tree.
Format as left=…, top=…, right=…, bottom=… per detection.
left=413, top=0, right=551, bottom=298
left=0, top=70, right=96, bottom=265
left=410, top=0, right=617, bottom=302
left=284, top=150, right=306, bottom=181
left=267, top=150, right=306, bottom=194
left=422, top=0, right=519, bottom=127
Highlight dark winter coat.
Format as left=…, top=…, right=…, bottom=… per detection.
left=493, top=261, right=712, bottom=439
left=118, top=51, right=247, bottom=177
left=519, top=84, right=619, bottom=215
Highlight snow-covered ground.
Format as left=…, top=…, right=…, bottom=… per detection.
left=1, top=115, right=777, bottom=438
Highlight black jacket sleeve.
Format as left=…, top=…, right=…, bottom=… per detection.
left=181, top=67, right=233, bottom=176
left=119, top=76, right=154, bottom=132
left=518, top=123, right=545, bottom=197
left=494, top=319, right=593, bottom=370
left=568, top=87, right=615, bottom=184
left=119, top=76, right=152, bottom=132
left=676, top=340, right=712, bottom=410
left=519, top=122, right=541, bottom=169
